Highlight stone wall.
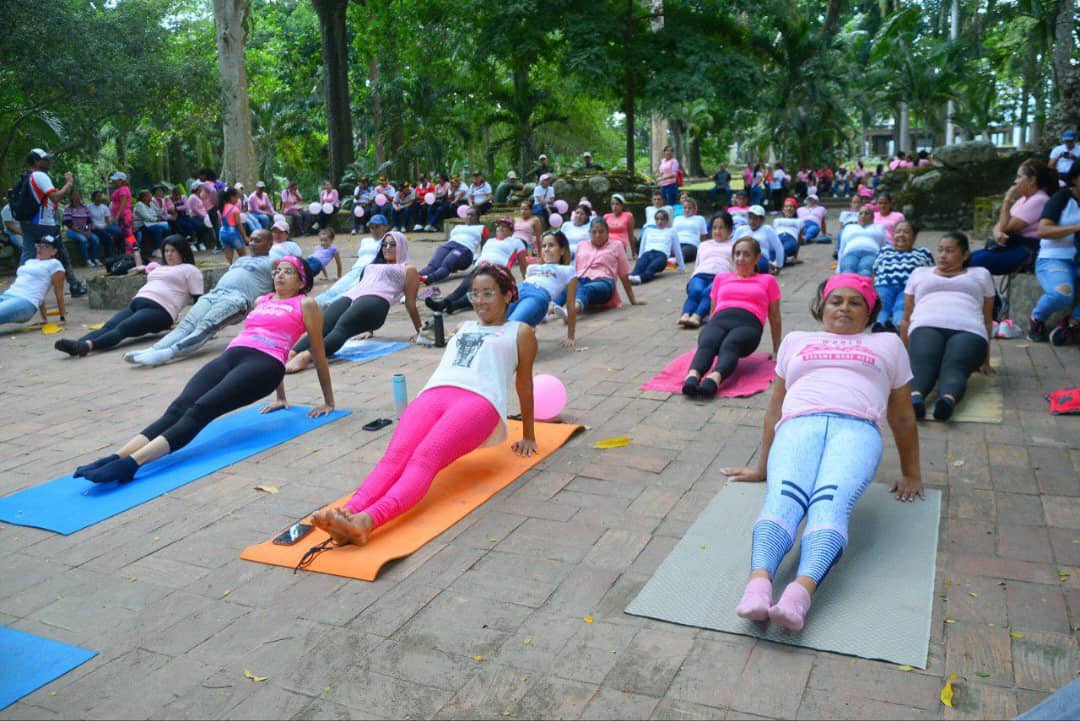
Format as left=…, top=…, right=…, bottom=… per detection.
left=878, top=141, right=1037, bottom=231
left=89, top=263, right=230, bottom=310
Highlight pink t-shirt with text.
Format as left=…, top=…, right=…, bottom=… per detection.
left=775, top=330, right=913, bottom=428
left=904, top=266, right=995, bottom=339
left=227, top=293, right=307, bottom=365
left=709, top=272, right=781, bottom=325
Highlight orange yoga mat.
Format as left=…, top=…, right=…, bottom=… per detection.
left=240, top=420, right=582, bottom=580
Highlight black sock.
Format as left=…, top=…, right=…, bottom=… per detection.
left=682, top=376, right=699, bottom=396
left=912, top=395, right=926, bottom=419
left=84, top=456, right=140, bottom=484
left=697, top=377, right=719, bottom=397
left=933, top=396, right=956, bottom=421
left=75, top=454, right=119, bottom=478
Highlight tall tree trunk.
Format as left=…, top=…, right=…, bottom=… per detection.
left=1053, top=0, right=1074, bottom=103
left=688, top=132, right=704, bottom=177
left=369, top=56, right=385, bottom=166
left=213, top=0, right=257, bottom=187
left=624, top=0, right=635, bottom=175
left=897, top=103, right=910, bottom=154
left=822, top=0, right=845, bottom=38
left=512, top=64, right=531, bottom=176
left=312, top=0, right=354, bottom=185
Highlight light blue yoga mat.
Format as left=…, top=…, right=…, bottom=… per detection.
left=0, top=405, right=350, bottom=535
left=0, top=627, right=97, bottom=711
left=334, top=338, right=410, bottom=363
left=625, top=482, right=941, bottom=668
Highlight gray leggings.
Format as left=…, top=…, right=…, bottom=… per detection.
left=909, top=326, right=987, bottom=401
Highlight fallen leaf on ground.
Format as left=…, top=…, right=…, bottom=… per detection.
left=472, top=655, right=485, bottom=662
left=897, top=665, right=914, bottom=671
left=940, top=673, right=957, bottom=708
left=254, top=485, right=279, bottom=494
left=583, top=615, right=594, bottom=624
left=969, top=592, right=978, bottom=598
left=222, top=589, right=231, bottom=597
left=243, top=669, right=268, bottom=682
left=523, top=638, right=532, bottom=646
left=593, top=436, right=629, bottom=449
left=945, top=619, right=956, bottom=624
left=975, top=671, right=990, bottom=678
left=953, top=460, right=965, bottom=467
left=41, top=323, right=63, bottom=335
left=1010, top=632, right=1025, bottom=639
left=86, top=322, right=104, bottom=330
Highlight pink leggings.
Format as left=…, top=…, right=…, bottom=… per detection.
left=345, top=386, right=500, bottom=526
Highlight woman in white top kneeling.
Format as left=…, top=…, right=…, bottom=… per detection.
left=313, top=263, right=539, bottom=546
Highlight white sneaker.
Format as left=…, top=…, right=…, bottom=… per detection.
left=351, top=229, right=357, bottom=235
left=122, top=350, right=140, bottom=364
left=413, top=225, right=423, bottom=231
left=552, top=304, right=569, bottom=324
left=133, top=347, right=176, bottom=367
left=629, top=274, right=642, bottom=285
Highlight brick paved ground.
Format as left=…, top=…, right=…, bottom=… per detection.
left=0, top=212, right=1077, bottom=719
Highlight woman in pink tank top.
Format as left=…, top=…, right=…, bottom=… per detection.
left=285, top=231, right=423, bottom=373
left=514, top=200, right=544, bottom=257
left=71, top=255, right=337, bottom=485
left=603, top=194, right=636, bottom=260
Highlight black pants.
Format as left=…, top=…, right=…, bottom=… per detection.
left=141, top=347, right=283, bottom=450
left=420, top=241, right=473, bottom=283
left=294, top=294, right=390, bottom=356
left=444, top=269, right=479, bottom=312
left=680, top=244, right=697, bottom=263
left=79, top=297, right=172, bottom=350
left=690, top=307, right=763, bottom=378
left=909, top=326, right=987, bottom=401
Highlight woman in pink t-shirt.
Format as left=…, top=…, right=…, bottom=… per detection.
left=678, top=211, right=736, bottom=328
left=72, top=255, right=335, bottom=485
left=682, top=235, right=781, bottom=397
left=722, top=274, right=922, bottom=632
left=901, top=232, right=995, bottom=421
left=969, top=159, right=1056, bottom=276
left=55, top=236, right=203, bottom=357
left=872, top=192, right=905, bottom=242
left=603, top=194, right=636, bottom=260
left=658, top=145, right=680, bottom=206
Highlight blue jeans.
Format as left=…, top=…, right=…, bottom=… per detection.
left=660, top=184, right=679, bottom=206
left=1033, top=256, right=1080, bottom=322
left=632, top=250, right=668, bottom=283
left=219, top=226, right=244, bottom=250
left=426, top=201, right=448, bottom=229
left=0, top=293, right=37, bottom=324
left=749, top=186, right=764, bottom=206
left=839, top=248, right=877, bottom=276
left=249, top=212, right=270, bottom=229
left=420, top=241, right=473, bottom=282
left=66, top=229, right=102, bottom=263
left=710, top=186, right=730, bottom=207
left=757, top=256, right=770, bottom=274
left=683, top=273, right=716, bottom=317
left=751, top=413, right=882, bottom=583
left=555, top=277, right=614, bottom=308
left=507, top=284, right=552, bottom=326
left=779, top=232, right=799, bottom=258
left=532, top=202, right=549, bottom=222
left=3, top=230, right=23, bottom=250
left=969, top=244, right=1032, bottom=276
left=874, top=283, right=906, bottom=325
left=392, top=206, right=413, bottom=229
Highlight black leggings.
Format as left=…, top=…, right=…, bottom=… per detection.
left=443, top=269, right=479, bottom=313
left=79, top=297, right=172, bottom=350
left=141, top=347, right=283, bottom=450
left=909, top=326, right=987, bottom=401
left=690, top=307, right=763, bottom=378
left=680, top=244, right=697, bottom=263
left=293, top=294, right=390, bottom=356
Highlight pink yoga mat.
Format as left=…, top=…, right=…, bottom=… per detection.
left=639, top=350, right=776, bottom=397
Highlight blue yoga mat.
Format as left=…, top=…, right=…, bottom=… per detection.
left=0, top=406, right=350, bottom=535
left=0, top=627, right=97, bottom=711
left=333, top=339, right=410, bottom=363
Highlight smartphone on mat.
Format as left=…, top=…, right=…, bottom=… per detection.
left=362, top=418, right=393, bottom=431
left=273, top=522, right=315, bottom=546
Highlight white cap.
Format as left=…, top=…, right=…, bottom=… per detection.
left=748, top=204, right=766, bottom=217
left=29, top=148, right=51, bottom=161
left=583, top=151, right=592, bottom=157
left=272, top=219, right=290, bottom=232
left=109, top=171, right=128, bottom=182
left=806, top=193, right=819, bottom=201
left=255, top=181, right=266, bottom=188
left=539, top=154, right=548, bottom=161
left=507, top=171, right=518, bottom=180
left=234, top=182, right=244, bottom=189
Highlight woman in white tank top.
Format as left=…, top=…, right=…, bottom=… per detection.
left=312, top=263, right=540, bottom=546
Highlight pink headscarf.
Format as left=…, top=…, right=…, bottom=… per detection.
left=824, top=273, right=877, bottom=311
left=276, top=255, right=307, bottom=287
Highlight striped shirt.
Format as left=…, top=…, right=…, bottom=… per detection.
left=872, top=247, right=934, bottom=287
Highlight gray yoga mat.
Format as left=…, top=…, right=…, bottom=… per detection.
left=626, top=482, right=941, bottom=668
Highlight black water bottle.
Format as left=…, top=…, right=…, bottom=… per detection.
left=433, top=311, right=446, bottom=347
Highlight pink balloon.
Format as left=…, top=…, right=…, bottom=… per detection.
left=532, top=374, right=567, bottom=421
left=353, top=205, right=365, bottom=218
left=456, top=204, right=469, bottom=219
left=375, top=193, right=388, bottom=205
left=548, top=213, right=563, bottom=229
left=321, top=202, right=334, bottom=214
left=424, top=192, right=436, bottom=205
left=553, top=199, right=569, bottom=215
left=308, top=202, right=322, bottom=214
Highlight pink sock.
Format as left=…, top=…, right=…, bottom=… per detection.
left=736, top=577, right=773, bottom=621
left=769, top=582, right=812, bottom=631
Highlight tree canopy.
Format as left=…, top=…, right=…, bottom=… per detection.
left=2, top=0, right=1076, bottom=194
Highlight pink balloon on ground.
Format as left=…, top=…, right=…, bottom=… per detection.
left=548, top=213, right=563, bottom=228
left=532, top=374, right=567, bottom=421
left=308, top=202, right=322, bottom=214
left=424, top=192, right=436, bottom=205
left=321, top=202, right=334, bottom=214
left=375, top=193, right=388, bottom=205
left=456, top=204, right=469, bottom=219
left=353, top=205, right=365, bottom=218
left=553, top=199, right=569, bottom=215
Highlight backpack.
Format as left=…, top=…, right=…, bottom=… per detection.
left=7, top=171, right=40, bottom=222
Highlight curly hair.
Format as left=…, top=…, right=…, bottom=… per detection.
left=472, top=261, right=519, bottom=302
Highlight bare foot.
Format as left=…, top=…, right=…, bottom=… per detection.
left=284, top=351, right=313, bottom=374
left=312, top=507, right=373, bottom=546
left=354, top=331, right=374, bottom=341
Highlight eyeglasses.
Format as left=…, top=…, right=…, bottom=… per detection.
left=466, top=289, right=499, bottom=302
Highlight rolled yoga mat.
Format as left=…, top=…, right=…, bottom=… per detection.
left=625, top=482, right=941, bottom=668
left=0, top=405, right=350, bottom=535
left=0, top=627, right=97, bottom=711
left=241, top=420, right=583, bottom=581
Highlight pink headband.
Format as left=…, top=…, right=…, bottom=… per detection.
left=277, top=255, right=307, bottom=286
left=824, top=273, right=877, bottom=311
